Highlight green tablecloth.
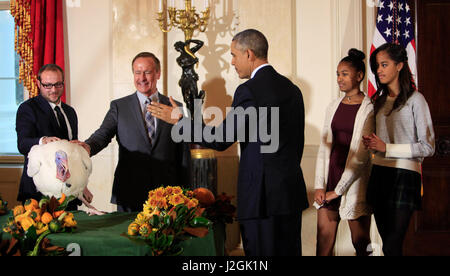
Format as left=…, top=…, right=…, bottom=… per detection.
left=0, top=211, right=219, bottom=256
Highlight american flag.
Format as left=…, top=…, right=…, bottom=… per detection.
left=368, top=0, right=417, bottom=97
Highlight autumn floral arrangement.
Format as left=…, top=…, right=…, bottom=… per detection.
left=203, top=193, right=236, bottom=225
left=127, top=186, right=213, bottom=256
left=2, top=194, right=77, bottom=256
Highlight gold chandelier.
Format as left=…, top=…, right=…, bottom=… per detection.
left=157, top=0, right=210, bottom=42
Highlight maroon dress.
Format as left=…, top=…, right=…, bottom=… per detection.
left=324, top=102, right=361, bottom=211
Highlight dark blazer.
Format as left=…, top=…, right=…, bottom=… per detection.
left=86, top=92, right=191, bottom=210
left=195, top=66, right=308, bottom=220
left=16, top=94, right=78, bottom=202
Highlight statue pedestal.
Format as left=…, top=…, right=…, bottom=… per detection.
left=190, top=148, right=217, bottom=196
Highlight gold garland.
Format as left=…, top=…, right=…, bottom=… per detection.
left=11, top=0, right=38, bottom=98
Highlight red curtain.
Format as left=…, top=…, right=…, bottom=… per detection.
left=12, top=0, right=65, bottom=102
left=31, top=0, right=66, bottom=102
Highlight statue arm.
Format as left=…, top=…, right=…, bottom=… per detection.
left=187, top=39, right=204, bottom=53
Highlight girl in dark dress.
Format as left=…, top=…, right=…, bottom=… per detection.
left=314, top=49, right=373, bottom=256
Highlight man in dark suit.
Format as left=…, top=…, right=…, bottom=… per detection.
left=80, top=53, right=191, bottom=212
left=15, top=64, right=91, bottom=208
left=150, top=29, right=308, bottom=256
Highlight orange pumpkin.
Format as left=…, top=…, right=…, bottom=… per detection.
left=24, top=199, right=38, bottom=211
left=30, top=210, right=41, bottom=222
left=41, top=212, right=53, bottom=224
left=193, top=188, right=215, bottom=207
left=13, top=205, right=26, bottom=217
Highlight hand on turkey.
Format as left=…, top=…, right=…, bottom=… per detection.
left=70, top=140, right=91, bottom=156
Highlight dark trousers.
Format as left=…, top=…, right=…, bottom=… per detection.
left=239, top=213, right=302, bottom=256
left=373, top=208, right=414, bottom=256
left=116, top=204, right=139, bottom=213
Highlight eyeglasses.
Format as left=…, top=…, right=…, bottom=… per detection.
left=40, top=82, right=64, bottom=89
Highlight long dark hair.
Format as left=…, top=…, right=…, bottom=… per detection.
left=370, top=43, right=416, bottom=116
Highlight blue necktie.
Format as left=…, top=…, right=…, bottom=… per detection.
left=145, top=99, right=156, bottom=144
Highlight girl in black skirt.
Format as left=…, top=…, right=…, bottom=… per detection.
left=363, top=43, right=435, bottom=256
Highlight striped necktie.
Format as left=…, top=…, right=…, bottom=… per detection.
left=145, top=98, right=156, bottom=144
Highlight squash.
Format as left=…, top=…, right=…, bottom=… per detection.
left=128, top=223, right=140, bottom=236
left=19, top=217, right=36, bottom=231
left=30, top=210, right=41, bottom=222
left=139, top=223, right=152, bottom=237
left=53, top=210, right=65, bottom=219
left=36, top=224, right=49, bottom=235
left=41, top=212, right=53, bottom=224
left=13, top=205, right=26, bottom=217
left=193, top=188, right=215, bottom=207
left=24, top=199, right=39, bottom=211
left=39, top=198, right=49, bottom=209
left=58, top=193, right=66, bottom=205
left=49, top=220, right=62, bottom=233
left=62, top=212, right=77, bottom=228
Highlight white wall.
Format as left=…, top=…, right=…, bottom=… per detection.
left=65, top=0, right=116, bottom=212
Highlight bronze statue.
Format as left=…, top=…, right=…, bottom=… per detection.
left=174, top=40, right=205, bottom=117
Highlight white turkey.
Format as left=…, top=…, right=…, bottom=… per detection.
left=27, top=140, right=105, bottom=215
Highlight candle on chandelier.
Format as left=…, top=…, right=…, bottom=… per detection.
left=159, top=0, right=163, bottom=12
left=204, top=0, right=209, bottom=9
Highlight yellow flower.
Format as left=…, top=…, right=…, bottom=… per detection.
left=135, top=212, right=149, bottom=225
left=149, top=198, right=159, bottom=208
left=142, top=203, right=153, bottom=215
left=186, top=198, right=199, bottom=209
left=172, top=186, right=183, bottom=195
left=169, top=194, right=185, bottom=206
left=154, top=187, right=165, bottom=199
left=165, top=186, right=174, bottom=195
left=156, top=198, right=168, bottom=209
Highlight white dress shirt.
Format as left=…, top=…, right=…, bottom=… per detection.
left=251, top=63, right=271, bottom=79
left=39, top=101, right=73, bottom=144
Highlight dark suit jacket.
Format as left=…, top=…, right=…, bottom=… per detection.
left=195, top=66, right=308, bottom=220
left=16, top=94, right=78, bottom=202
left=86, top=92, right=191, bottom=210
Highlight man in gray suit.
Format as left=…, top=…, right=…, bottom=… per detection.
left=80, top=52, right=191, bottom=212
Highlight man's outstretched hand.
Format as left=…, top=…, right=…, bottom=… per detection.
left=148, top=96, right=183, bottom=125
left=70, top=140, right=91, bottom=156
